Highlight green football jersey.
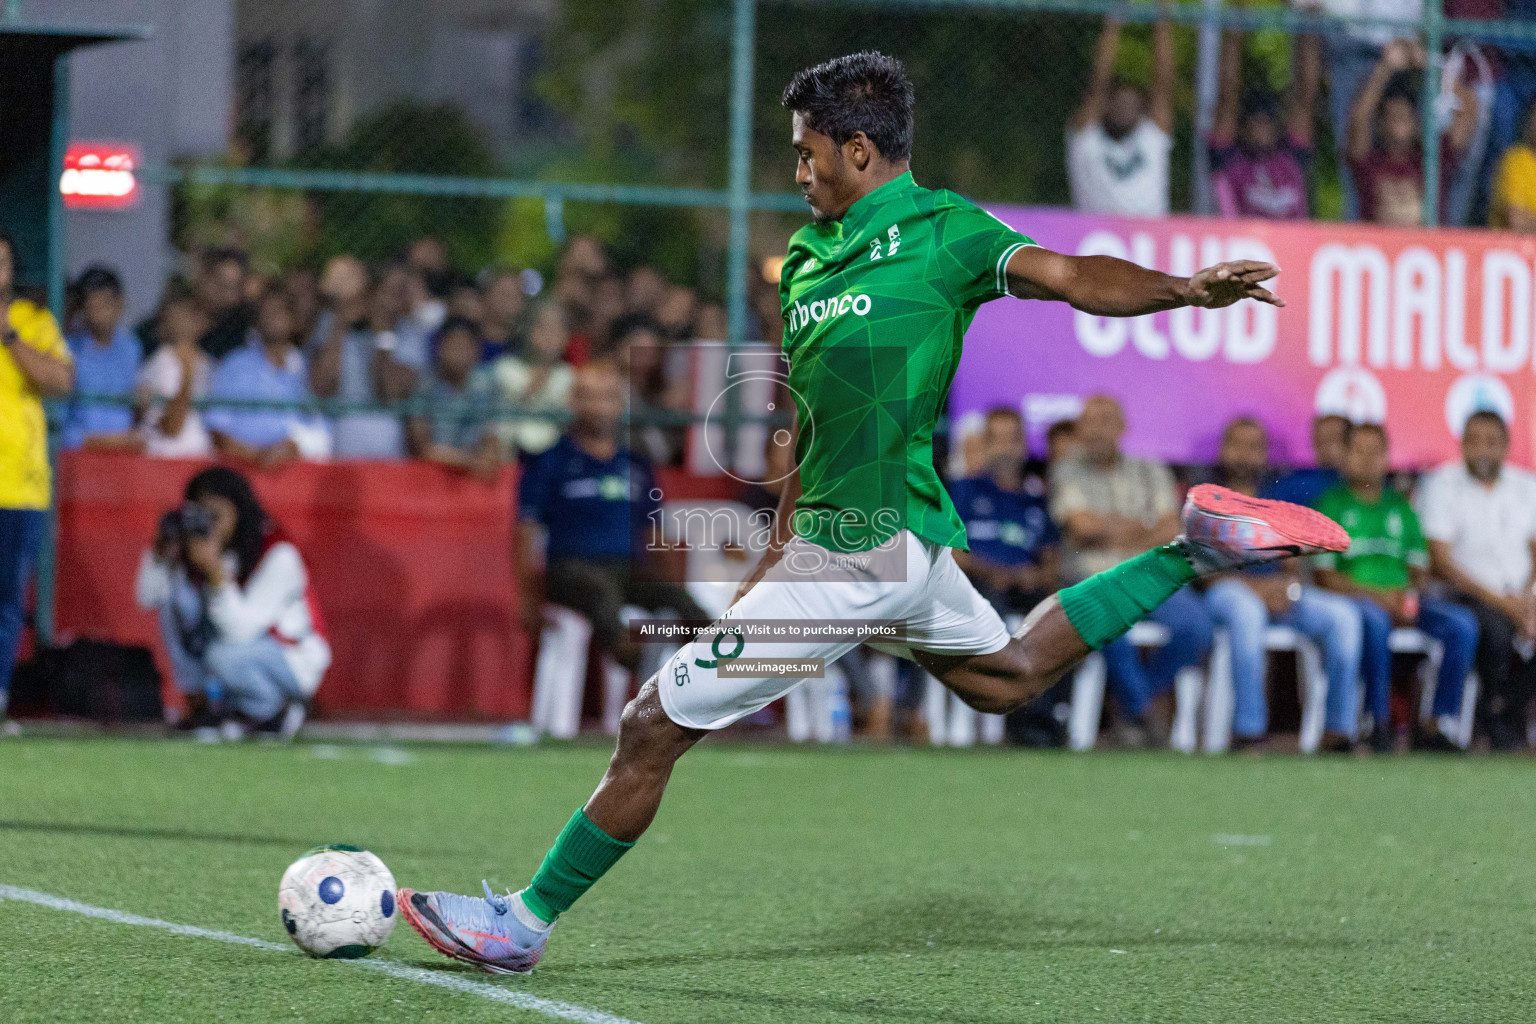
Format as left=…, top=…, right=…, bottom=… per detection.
left=778, top=171, right=1033, bottom=553
left=1313, top=484, right=1428, bottom=589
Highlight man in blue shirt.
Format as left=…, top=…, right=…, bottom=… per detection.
left=61, top=266, right=140, bottom=451
left=206, top=287, right=322, bottom=469
left=1263, top=413, right=1347, bottom=508
left=518, top=360, right=705, bottom=670
left=948, top=407, right=1061, bottom=614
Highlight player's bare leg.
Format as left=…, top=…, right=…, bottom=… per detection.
left=581, top=677, right=706, bottom=841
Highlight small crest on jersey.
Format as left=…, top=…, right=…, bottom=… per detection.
left=887, top=224, right=901, bottom=256
left=868, top=238, right=883, bottom=261
left=802, top=257, right=817, bottom=273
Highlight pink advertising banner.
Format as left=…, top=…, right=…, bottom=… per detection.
left=952, top=207, right=1536, bottom=469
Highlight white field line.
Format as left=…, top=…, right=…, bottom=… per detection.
left=0, top=884, right=641, bottom=1024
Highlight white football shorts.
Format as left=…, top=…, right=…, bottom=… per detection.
left=657, top=530, right=1011, bottom=731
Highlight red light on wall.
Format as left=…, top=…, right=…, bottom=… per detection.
left=60, top=143, right=140, bottom=211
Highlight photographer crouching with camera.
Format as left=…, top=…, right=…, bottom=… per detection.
left=135, top=466, right=329, bottom=740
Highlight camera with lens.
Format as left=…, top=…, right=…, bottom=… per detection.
left=156, top=501, right=217, bottom=563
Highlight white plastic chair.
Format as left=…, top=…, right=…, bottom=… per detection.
left=529, top=605, right=642, bottom=739
left=1069, top=620, right=1206, bottom=751
left=1200, top=625, right=1330, bottom=754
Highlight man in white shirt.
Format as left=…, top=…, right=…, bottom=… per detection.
left=1416, top=411, right=1536, bottom=750
left=1066, top=15, right=1174, bottom=217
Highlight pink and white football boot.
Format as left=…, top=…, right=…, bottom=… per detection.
left=1179, top=484, right=1349, bottom=574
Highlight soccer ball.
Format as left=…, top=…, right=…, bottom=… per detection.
left=278, top=844, right=397, bottom=958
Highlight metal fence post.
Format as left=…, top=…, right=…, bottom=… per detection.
left=724, top=0, right=758, bottom=466
left=37, top=52, right=71, bottom=646
left=1422, top=5, right=1445, bottom=228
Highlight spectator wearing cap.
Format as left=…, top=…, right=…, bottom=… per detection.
left=1416, top=411, right=1536, bottom=750
left=1067, top=16, right=1175, bottom=217
left=1314, top=422, right=1478, bottom=752
left=135, top=295, right=212, bottom=458
left=61, top=265, right=141, bottom=452
left=1209, top=29, right=1320, bottom=220
left=206, top=287, right=328, bottom=469
left=1263, top=414, right=1348, bottom=509
left=1204, top=418, right=1361, bottom=751
left=488, top=300, right=573, bottom=459
left=404, top=315, right=499, bottom=482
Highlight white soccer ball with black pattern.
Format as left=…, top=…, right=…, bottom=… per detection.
left=278, top=845, right=397, bottom=958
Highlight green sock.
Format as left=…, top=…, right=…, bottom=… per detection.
left=1057, top=544, right=1198, bottom=651
left=519, top=808, right=634, bottom=924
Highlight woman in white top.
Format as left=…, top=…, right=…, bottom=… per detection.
left=489, top=300, right=574, bottom=457
left=135, top=465, right=329, bottom=737
left=135, top=295, right=213, bottom=458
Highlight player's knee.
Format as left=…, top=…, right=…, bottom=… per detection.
left=614, top=679, right=693, bottom=768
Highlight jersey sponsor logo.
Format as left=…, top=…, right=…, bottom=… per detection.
left=869, top=238, right=883, bottom=261
left=886, top=224, right=901, bottom=257
left=785, top=293, right=873, bottom=334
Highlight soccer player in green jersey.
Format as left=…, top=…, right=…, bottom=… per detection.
left=400, top=51, right=1349, bottom=973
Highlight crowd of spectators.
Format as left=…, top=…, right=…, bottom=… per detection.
left=1068, top=5, right=1536, bottom=230
left=940, top=401, right=1536, bottom=753
left=51, top=233, right=771, bottom=474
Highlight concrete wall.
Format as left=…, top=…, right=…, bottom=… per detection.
left=23, top=0, right=233, bottom=326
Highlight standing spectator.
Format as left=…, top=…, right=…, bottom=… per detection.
left=613, top=313, right=688, bottom=467
left=1348, top=40, right=1479, bottom=226
left=446, top=274, right=485, bottom=334
left=480, top=267, right=526, bottom=361
left=135, top=295, right=212, bottom=458
left=1203, top=418, right=1361, bottom=751
left=180, top=248, right=253, bottom=359
left=1488, top=98, right=1536, bottom=229
left=1067, top=16, right=1175, bottom=217
left=281, top=267, right=322, bottom=349
left=134, top=466, right=329, bottom=738
left=625, top=266, right=668, bottom=317
left=404, top=316, right=499, bottom=481
left=0, top=231, right=73, bottom=731
left=655, top=285, right=698, bottom=343
left=1209, top=29, right=1321, bottom=220
left=1314, top=0, right=1424, bottom=219
left=489, top=300, right=573, bottom=459
left=1314, top=423, right=1478, bottom=751
left=949, top=408, right=1061, bottom=617
left=1051, top=395, right=1214, bottom=745
left=517, top=360, right=708, bottom=672
left=1264, top=413, right=1348, bottom=508
left=206, top=287, right=327, bottom=469
left=60, top=266, right=141, bottom=452
left=1416, top=411, right=1536, bottom=750
left=307, top=256, right=423, bottom=459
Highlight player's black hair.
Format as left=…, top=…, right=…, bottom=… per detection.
left=185, top=466, right=270, bottom=586
left=1465, top=409, right=1509, bottom=438
left=781, top=51, right=915, bottom=162
left=75, top=264, right=123, bottom=297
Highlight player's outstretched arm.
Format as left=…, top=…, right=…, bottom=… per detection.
left=1004, top=245, right=1284, bottom=317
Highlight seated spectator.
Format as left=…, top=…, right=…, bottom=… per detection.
left=1315, top=423, right=1478, bottom=752
left=134, top=466, right=329, bottom=738
left=517, top=360, right=708, bottom=671
left=135, top=295, right=213, bottom=458
left=404, top=315, right=499, bottom=481
left=308, top=255, right=423, bottom=459
left=61, top=266, right=141, bottom=452
left=1067, top=16, right=1174, bottom=217
left=137, top=248, right=252, bottom=360
left=281, top=267, right=322, bottom=348
left=206, top=287, right=328, bottom=469
left=446, top=273, right=485, bottom=334
left=1209, top=29, right=1320, bottom=220
left=479, top=267, right=525, bottom=360
left=1264, top=413, right=1348, bottom=508
left=1203, top=418, right=1361, bottom=751
left=1348, top=40, right=1478, bottom=226
left=1489, top=98, right=1536, bottom=230
left=1045, top=418, right=1079, bottom=466
left=655, top=285, right=698, bottom=343
left=1051, top=395, right=1213, bottom=745
left=626, top=266, right=668, bottom=318
left=489, top=300, right=573, bottom=459
left=949, top=407, right=1061, bottom=616
left=1417, top=411, right=1536, bottom=750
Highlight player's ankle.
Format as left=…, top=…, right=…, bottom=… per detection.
left=515, top=888, right=558, bottom=930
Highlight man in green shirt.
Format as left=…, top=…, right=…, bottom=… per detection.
left=399, top=51, right=1348, bottom=973
left=1315, top=422, right=1478, bottom=752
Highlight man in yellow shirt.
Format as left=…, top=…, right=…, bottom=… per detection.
left=1490, top=104, right=1536, bottom=231
left=0, top=231, right=74, bottom=728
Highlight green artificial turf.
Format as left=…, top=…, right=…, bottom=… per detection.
left=1, top=737, right=1533, bottom=1023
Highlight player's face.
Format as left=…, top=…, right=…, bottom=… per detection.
left=791, top=113, right=852, bottom=222
left=1462, top=419, right=1509, bottom=482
